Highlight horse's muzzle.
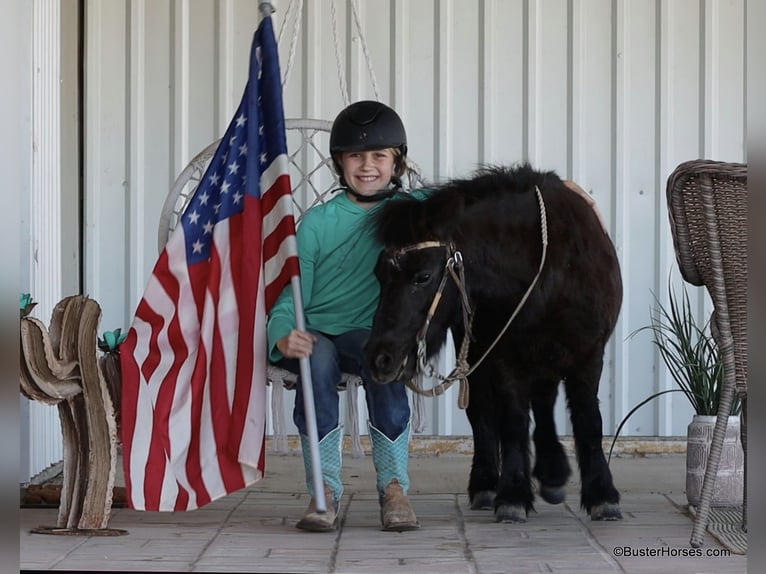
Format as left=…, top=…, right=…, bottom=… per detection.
left=365, top=345, right=414, bottom=384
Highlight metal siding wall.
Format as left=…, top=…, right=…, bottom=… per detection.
left=657, top=0, right=703, bottom=434
left=84, top=0, right=129, bottom=341
left=81, top=0, right=745, bottom=441
left=29, top=0, right=64, bottom=479
left=572, top=0, right=619, bottom=434
left=620, top=0, right=661, bottom=436
left=25, top=0, right=83, bottom=479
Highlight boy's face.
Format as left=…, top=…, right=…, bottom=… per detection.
left=338, top=148, right=396, bottom=197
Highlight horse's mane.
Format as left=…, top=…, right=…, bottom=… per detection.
left=374, top=163, right=561, bottom=247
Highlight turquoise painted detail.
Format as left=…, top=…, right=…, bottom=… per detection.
left=300, top=425, right=343, bottom=505
left=368, top=422, right=411, bottom=496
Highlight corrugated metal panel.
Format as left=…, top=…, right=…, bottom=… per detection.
left=29, top=0, right=64, bottom=476
left=80, top=0, right=745, bottom=441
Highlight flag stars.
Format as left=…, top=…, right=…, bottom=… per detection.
left=179, top=33, right=288, bottom=264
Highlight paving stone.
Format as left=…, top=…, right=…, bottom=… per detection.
left=19, top=453, right=747, bottom=573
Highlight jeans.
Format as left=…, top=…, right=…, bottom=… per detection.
left=276, top=328, right=410, bottom=441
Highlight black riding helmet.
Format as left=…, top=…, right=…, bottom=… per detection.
left=329, top=100, right=408, bottom=194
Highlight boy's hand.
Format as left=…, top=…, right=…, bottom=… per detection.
left=276, top=329, right=318, bottom=359
left=563, top=180, right=608, bottom=234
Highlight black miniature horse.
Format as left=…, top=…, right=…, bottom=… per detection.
left=363, top=164, right=623, bottom=522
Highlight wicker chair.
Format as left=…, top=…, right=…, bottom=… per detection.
left=665, top=159, right=747, bottom=548
left=159, top=118, right=426, bottom=458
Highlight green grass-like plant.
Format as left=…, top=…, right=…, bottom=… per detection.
left=647, top=283, right=733, bottom=416
left=608, top=281, right=739, bottom=462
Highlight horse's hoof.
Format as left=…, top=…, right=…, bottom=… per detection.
left=590, top=503, right=622, bottom=521
left=494, top=504, right=527, bottom=523
left=539, top=484, right=566, bottom=505
left=470, top=490, right=495, bottom=510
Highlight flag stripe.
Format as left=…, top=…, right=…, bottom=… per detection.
left=119, top=329, right=140, bottom=508
left=228, top=199, right=261, bottom=459
left=120, top=15, right=297, bottom=511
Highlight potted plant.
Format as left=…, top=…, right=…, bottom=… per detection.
left=610, top=282, right=743, bottom=507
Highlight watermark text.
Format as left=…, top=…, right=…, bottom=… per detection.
left=612, top=546, right=730, bottom=558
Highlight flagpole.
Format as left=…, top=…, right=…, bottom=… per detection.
left=258, top=1, right=276, bottom=15
left=290, top=276, right=327, bottom=514
left=258, top=0, right=325, bottom=515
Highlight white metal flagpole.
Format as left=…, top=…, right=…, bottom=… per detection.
left=290, top=276, right=327, bottom=513
left=258, top=0, right=325, bottom=514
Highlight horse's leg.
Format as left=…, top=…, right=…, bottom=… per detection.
left=493, top=368, right=533, bottom=523
left=564, top=355, right=622, bottom=520
left=466, top=363, right=499, bottom=511
left=531, top=382, right=571, bottom=505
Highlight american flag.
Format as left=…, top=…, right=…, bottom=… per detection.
left=119, top=15, right=299, bottom=511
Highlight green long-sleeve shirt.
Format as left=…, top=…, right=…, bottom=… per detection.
left=267, top=191, right=390, bottom=362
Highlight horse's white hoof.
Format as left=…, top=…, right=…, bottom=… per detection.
left=470, top=490, right=495, bottom=510
left=590, top=502, right=622, bottom=521
left=494, top=504, right=527, bottom=523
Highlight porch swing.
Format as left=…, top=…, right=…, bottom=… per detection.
left=158, top=0, right=430, bottom=458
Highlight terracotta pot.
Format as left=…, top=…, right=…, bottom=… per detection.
left=686, top=414, right=744, bottom=507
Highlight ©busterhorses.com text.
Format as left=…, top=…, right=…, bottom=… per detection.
left=612, top=546, right=731, bottom=558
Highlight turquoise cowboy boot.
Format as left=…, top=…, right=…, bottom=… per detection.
left=368, top=422, right=420, bottom=531
left=296, top=425, right=344, bottom=532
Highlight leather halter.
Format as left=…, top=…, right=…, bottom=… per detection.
left=383, top=185, right=549, bottom=410
left=386, top=240, right=452, bottom=268
left=384, top=240, right=474, bottom=408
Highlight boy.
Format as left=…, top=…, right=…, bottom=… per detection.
left=267, top=100, right=421, bottom=532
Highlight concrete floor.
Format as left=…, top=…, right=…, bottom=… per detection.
left=19, top=450, right=746, bottom=573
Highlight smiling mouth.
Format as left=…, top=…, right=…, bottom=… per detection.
left=356, top=175, right=380, bottom=184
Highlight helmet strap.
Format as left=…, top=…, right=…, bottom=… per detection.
left=345, top=188, right=397, bottom=203
left=345, top=180, right=402, bottom=203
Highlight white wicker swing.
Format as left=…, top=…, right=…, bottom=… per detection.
left=157, top=0, right=436, bottom=459
left=159, top=116, right=426, bottom=458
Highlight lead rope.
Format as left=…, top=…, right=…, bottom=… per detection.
left=409, top=253, right=472, bottom=409
left=407, top=185, right=549, bottom=409
left=459, top=186, right=549, bottom=381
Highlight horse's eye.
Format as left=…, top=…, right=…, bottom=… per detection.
left=412, top=272, right=431, bottom=286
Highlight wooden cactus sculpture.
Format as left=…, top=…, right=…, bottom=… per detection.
left=20, top=295, right=124, bottom=534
